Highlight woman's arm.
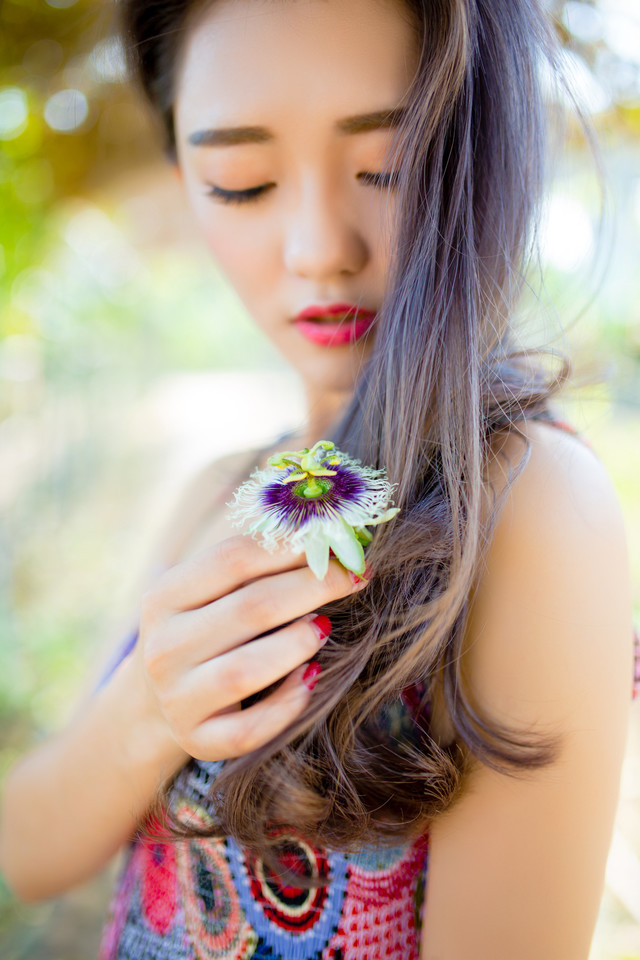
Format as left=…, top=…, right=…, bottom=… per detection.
left=0, top=452, right=246, bottom=898
left=420, top=422, right=634, bottom=960
left=0, top=653, right=189, bottom=901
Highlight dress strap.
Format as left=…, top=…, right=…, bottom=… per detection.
left=93, top=629, right=139, bottom=693
left=528, top=411, right=593, bottom=450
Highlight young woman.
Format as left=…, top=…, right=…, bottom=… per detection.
left=1, top=1, right=638, bottom=957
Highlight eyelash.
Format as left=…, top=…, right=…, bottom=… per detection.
left=204, top=171, right=400, bottom=205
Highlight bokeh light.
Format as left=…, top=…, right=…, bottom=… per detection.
left=0, top=87, right=28, bottom=140
left=43, top=88, right=89, bottom=132
left=88, top=37, right=127, bottom=84
left=540, top=193, right=596, bottom=272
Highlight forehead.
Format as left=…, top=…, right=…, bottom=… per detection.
left=174, top=0, right=419, bottom=130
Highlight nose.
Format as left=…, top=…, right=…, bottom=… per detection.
left=282, top=182, right=369, bottom=280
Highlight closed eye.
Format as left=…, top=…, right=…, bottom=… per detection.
left=204, top=182, right=276, bottom=205
left=204, top=171, right=399, bottom=205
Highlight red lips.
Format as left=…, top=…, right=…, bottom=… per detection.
left=292, top=303, right=377, bottom=346
left=295, top=303, right=375, bottom=320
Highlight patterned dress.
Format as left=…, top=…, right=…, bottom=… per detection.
left=99, top=763, right=430, bottom=960
left=98, top=419, right=640, bottom=960
left=98, top=662, right=434, bottom=960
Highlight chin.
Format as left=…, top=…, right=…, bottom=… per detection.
left=274, top=336, right=371, bottom=399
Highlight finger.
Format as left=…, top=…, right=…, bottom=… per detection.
left=174, top=615, right=330, bottom=718
left=176, top=558, right=365, bottom=663
left=186, top=662, right=317, bottom=761
left=142, top=535, right=308, bottom=619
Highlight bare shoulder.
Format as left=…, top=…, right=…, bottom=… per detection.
left=153, top=446, right=261, bottom=570
left=421, top=419, right=634, bottom=958
left=485, top=418, right=626, bottom=551
left=465, top=418, right=633, bottom=730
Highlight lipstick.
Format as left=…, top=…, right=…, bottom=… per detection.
left=292, top=303, right=377, bottom=346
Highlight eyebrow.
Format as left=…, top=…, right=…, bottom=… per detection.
left=187, top=107, right=407, bottom=147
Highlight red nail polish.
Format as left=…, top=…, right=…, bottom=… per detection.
left=310, top=614, right=332, bottom=642
left=302, top=661, right=322, bottom=691
left=350, top=563, right=372, bottom=586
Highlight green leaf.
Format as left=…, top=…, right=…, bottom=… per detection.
left=354, top=525, right=373, bottom=545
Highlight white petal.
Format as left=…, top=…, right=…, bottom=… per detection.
left=304, top=531, right=331, bottom=580
left=247, top=513, right=278, bottom=534
left=366, top=507, right=400, bottom=526
left=327, top=516, right=365, bottom=575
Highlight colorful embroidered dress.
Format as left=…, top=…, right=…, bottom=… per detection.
left=100, top=760, right=430, bottom=960
left=98, top=419, right=640, bottom=960
left=98, top=651, right=433, bottom=960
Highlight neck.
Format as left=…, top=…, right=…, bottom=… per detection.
left=294, top=386, right=351, bottom=450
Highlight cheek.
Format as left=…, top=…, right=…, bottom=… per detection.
left=359, top=198, right=396, bottom=275
left=187, top=193, right=280, bottom=307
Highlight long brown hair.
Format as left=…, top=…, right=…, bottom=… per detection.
left=120, top=0, right=570, bottom=861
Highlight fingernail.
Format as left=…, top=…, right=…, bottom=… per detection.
left=302, top=661, right=322, bottom=691
left=309, top=614, right=332, bottom=643
left=350, top=563, right=372, bottom=586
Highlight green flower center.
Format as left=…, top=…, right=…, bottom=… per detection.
left=293, top=476, right=332, bottom=499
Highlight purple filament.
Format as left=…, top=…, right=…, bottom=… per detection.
left=259, top=465, right=369, bottom=529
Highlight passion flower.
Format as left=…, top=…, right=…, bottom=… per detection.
left=227, top=440, right=399, bottom=579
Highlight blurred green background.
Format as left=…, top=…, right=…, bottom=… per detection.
left=0, top=0, right=639, bottom=957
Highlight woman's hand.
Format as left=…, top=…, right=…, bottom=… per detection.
left=134, top=535, right=368, bottom=762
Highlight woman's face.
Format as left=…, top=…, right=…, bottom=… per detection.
left=173, top=0, right=418, bottom=406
